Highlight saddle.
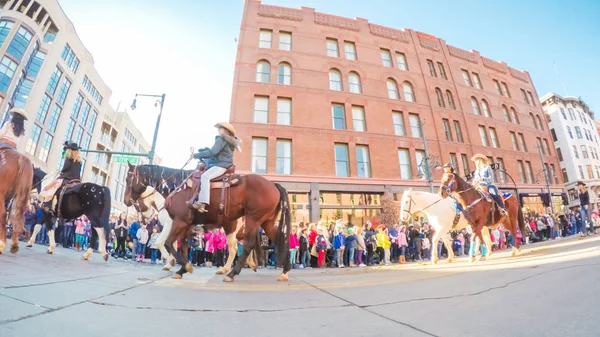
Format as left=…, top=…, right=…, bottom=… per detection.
left=48, top=179, right=82, bottom=217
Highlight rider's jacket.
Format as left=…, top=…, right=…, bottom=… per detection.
left=473, top=166, right=494, bottom=186
left=59, top=158, right=82, bottom=182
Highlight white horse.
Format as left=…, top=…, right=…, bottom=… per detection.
left=399, top=189, right=492, bottom=264
left=134, top=186, right=255, bottom=274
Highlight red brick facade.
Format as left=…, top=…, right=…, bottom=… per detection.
left=229, top=0, right=563, bottom=222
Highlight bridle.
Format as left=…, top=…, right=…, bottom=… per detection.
left=401, top=192, right=444, bottom=221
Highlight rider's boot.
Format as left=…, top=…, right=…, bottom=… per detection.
left=493, top=194, right=508, bottom=216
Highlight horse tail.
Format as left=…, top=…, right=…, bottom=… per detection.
left=100, top=186, right=112, bottom=237
left=517, top=202, right=526, bottom=240
left=13, top=155, right=33, bottom=232
left=274, top=183, right=291, bottom=269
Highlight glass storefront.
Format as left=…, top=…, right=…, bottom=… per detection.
left=290, top=193, right=310, bottom=225
left=319, top=192, right=382, bottom=226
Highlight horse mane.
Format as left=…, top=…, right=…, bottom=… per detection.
left=136, top=165, right=193, bottom=194
left=453, top=173, right=472, bottom=191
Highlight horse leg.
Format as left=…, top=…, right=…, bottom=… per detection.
left=431, top=229, right=442, bottom=265
left=47, top=221, right=56, bottom=254
left=225, top=222, right=259, bottom=282
left=247, top=248, right=258, bottom=272
left=258, top=215, right=290, bottom=282
left=0, top=197, right=6, bottom=254
left=483, top=228, right=492, bottom=259
left=442, top=232, right=455, bottom=263
left=218, top=220, right=241, bottom=275
left=82, top=225, right=98, bottom=260
left=170, top=219, right=190, bottom=279
left=27, top=224, right=42, bottom=247
left=90, top=217, right=108, bottom=261
left=156, top=214, right=175, bottom=270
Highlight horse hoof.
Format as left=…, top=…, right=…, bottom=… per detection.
left=447, top=259, right=454, bottom=264
left=185, top=262, right=194, bottom=274
left=468, top=257, right=475, bottom=263
left=480, top=257, right=487, bottom=262
left=26, top=244, right=32, bottom=248
left=103, top=254, right=109, bottom=262
left=162, top=265, right=172, bottom=271
left=432, top=259, right=439, bottom=265
left=10, top=245, right=18, bottom=254
left=223, top=276, right=234, bottom=283
left=47, top=250, right=53, bottom=255
left=277, top=274, right=289, bottom=282
left=171, top=274, right=183, bottom=280
left=169, top=259, right=176, bottom=267
left=215, top=268, right=225, bottom=275
left=251, top=266, right=257, bottom=273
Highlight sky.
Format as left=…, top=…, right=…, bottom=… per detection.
left=57, top=0, right=600, bottom=167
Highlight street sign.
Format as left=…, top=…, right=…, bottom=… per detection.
left=113, top=155, right=139, bottom=164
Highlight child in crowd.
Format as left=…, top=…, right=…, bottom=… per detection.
left=193, top=228, right=205, bottom=267
left=148, top=227, right=160, bottom=264
left=289, top=226, right=299, bottom=267
left=205, top=229, right=214, bottom=267
left=422, top=233, right=431, bottom=261
left=355, top=227, right=366, bottom=267
left=398, top=226, right=408, bottom=264
left=333, top=226, right=345, bottom=268
left=346, top=227, right=357, bottom=267
left=107, top=229, right=115, bottom=254
left=136, top=223, right=149, bottom=263
left=316, top=229, right=327, bottom=267
left=299, top=228, right=309, bottom=268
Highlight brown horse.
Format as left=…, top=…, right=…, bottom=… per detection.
left=124, top=164, right=291, bottom=282
left=439, top=172, right=526, bottom=260
left=0, top=149, right=33, bottom=255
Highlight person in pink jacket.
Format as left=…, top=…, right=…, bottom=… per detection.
left=74, top=218, right=86, bottom=251
left=204, top=231, right=215, bottom=267
left=212, top=228, right=226, bottom=268
left=398, top=226, right=409, bottom=264
left=289, top=226, right=300, bottom=266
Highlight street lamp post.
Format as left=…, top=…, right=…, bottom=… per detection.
left=537, top=144, right=555, bottom=214
left=130, top=93, right=166, bottom=165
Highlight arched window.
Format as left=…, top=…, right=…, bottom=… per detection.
left=529, top=113, right=537, bottom=129
left=502, top=105, right=510, bottom=122
left=403, top=81, right=415, bottom=102
left=481, top=99, right=491, bottom=117
left=256, top=60, right=271, bottom=83
left=329, top=69, right=343, bottom=91
left=435, top=88, right=445, bottom=108
left=510, top=107, right=519, bottom=124
left=536, top=115, right=544, bottom=130
left=446, top=90, right=456, bottom=109
left=277, top=62, right=291, bottom=85
left=387, top=78, right=399, bottom=99
left=471, top=97, right=480, bottom=115
left=348, top=72, right=362, bottom=94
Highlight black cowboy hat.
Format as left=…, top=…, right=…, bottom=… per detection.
left=63, top=141, right=81, bottom=151
left=577, top=181, right=586, bottom=186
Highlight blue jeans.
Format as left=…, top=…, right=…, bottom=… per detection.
left=334, top=248, right=342, bottom=266
left=580, top=208, right=591, bottom=234
left=301, top=250, right=310, bottom=267
left=400, top=246, right=407, bottom=256
left=136, top=243, right=146, bottom=255
left=151, top=248, right=158, bottom=263
left=348, top=247, right=355, bottom=265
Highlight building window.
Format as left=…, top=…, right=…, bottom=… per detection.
left=332, top=104, right=346, bottom=130
left=581, top=145, right=589, bottom=159
left=279, top=31, right=291, bottom=51
left=26, top=49, right=46, bottom=79
left=461, top=154, right=470, bottom=176
left=435, top=88, right=445, bottom=108
left=396, top=52, right=408, bottom=71
left=537, top=138, right=544, bottom=155
left=56, top=78, right=71, bottom=105
left=36, top=94, right=52, bottom=123
left=37, top=133, right=53, bottom=162
left=562, top=169, right=569, bottom=183
left=47, top=104, right=61, bottom=133
left=530, top=113, right=537, bottom=129
left=462, top=70, right=472, bottom=86
left=521, top=89, right=529, bottom=104
left=437, top=62, right=447, bottom=80
left=7, top=27, right=32, bottom=61
left=510, top=108, right=519, bottom=124
left=403, top=82, right=415, bottom=102
left=253, top=96, right=269, bottom=123
left=453, top=121, right=464, bottom=143
left=64, top=119, right=75, bottom=141
left=588, top=165, right=594, bottom=179
left=25, top=123, right=42, bottom=155
left=525, top=161, right=534, bottom=183
left=427, top=59, right=437, bottom=77
left=489, top=127, right=499, bottom=148
left=81, top=133, right=91, bottom=152
left=557, top=148, right=563, bottom=161
left=74, top=126, right=84, bottom=145
left=518, top=133, right=527, bottom=152
left=344, top=41, right=356, bottom=60
left=326, top=38, right=339, bottom=57
left=528, top=91, right=536, bottom=106
left=560, top=108, right=567, bottom=120
left=352, top=106, right=366, bottom=132
left=12, top=77, right=33, bottom=108
left=573, top=145, right=579, bottom=159
left=276, top=139, right=291, bottom=174
left=575, top=126, right=582, bottom=139
left=61, top=44, right=80, bottom=73
left=517, top=161, right=526, bottom=183
left=398, top=148, right=411, bottom=179
left=446, top=90, right=456, bottom=109
left=496, top=158, right=506, bottom=183
left=578, top=165, right=585, bottom=179
left=478, top=125, right=489, bottom=146
left=334, top=143, right=350, bottom=177
left=536, top=115, right=544, bottom=130
left=471, top=97, right=480, bottom=115
left=510, top=132, right=519, bottom=151
left=252, top=138, right=268, bottom=173
left=380, top=49, right=392, bottom=67
left=46, top=66, right=63, bottom=95
left=348, top=72, right=361, bottom=94
left=277, top=63, right=291, bottom=85
left=409, top=113, right=421, bottom=138
left=0, top=56, right=17, bottom=93
left=71, top=94, right=83, bottom=118
left=472, top=73, right=482, bottom=89
left=442, top=118, right=453, bottom=141
left=259, top=29, right=272, bottom=48
left=501, top=82, right=511, bottom=97
left=277, top=97, right=291, bottom=125
left=502, top=105, right=510, bottom=122
left=415, top=150, right=425, bottom=176
left=544, top=139, right=551, bottom=156
left=392, top=111, right=406, bottom=136
left=80, top=102, right=91, bottom=127
left=329, top=69, right=343, bottom=91
left=481, top=99, right=491, bottom=117
left=450, top=153, right=459, bottom=175
left=256, top=60, right=271, bottom=83
left=493, top=80, right=502, bottom=95
left=568, top=108, right=575, bottom=120
left=88, top=110, right=98, bottom=133
left=0, top=20, right=14, bottom=47
left=356, top=145, right=371, bottom=178
left=387, top=78, right=399, bottom=99
left=566, top=126, right=573, bottom=139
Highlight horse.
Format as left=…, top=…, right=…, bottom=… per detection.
left=439, top=172, right=526, bottom=260
left=30, top=180, right=112, bottom=260
left=399, top=188, right=492, bottom=264
left=0, top=149, right=34, bottom=255
left=133, top=184, right=256, bottom=273
left=124, top=163, right=291, bottom=282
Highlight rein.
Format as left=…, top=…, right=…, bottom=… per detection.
left=402, top=193, right=445, bottom=220
left=132, top=156, right=193, bottom=209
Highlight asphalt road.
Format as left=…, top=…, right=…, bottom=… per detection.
left=1, top=235, right=599, bottom=337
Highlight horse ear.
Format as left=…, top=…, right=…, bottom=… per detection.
left=127, top=161, right=134, bottom=170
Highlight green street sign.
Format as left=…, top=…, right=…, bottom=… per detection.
left=113, top=155, right=139, bottom=164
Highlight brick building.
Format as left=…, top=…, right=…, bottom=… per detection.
left=230, top=0, right=564, bottom=224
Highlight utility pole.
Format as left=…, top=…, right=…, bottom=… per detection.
left=419, top=121, right=434, bottom=193
left=537, top=144, right=555, bottom=214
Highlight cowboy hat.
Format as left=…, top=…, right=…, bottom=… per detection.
left=9, top=107, right=28, bottom=120
left=577, top=181, right=586, bottom=186
left=214, top=122, right=236, bottom=136
left=63, top=141, right=81, bottom=151
left=471, top=154, right=489, bottom=163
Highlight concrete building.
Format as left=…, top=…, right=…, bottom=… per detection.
left=0, top=0, right=159, bottom=217
left=229, top=0, right=564, bottom=224
left=542, top=93, right=600, bottom=208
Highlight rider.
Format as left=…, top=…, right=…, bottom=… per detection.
left=471, top=154, right=507, bottom=216
left=39, top=142, right=82, bottom=207
left=443, top=162, right=454, bottom=174
left=0, top=108, right=28, bottom=150
left=187, top=122, right=241, bottom=212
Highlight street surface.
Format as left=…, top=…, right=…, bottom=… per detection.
left=1, top=236, right=599, bottom=337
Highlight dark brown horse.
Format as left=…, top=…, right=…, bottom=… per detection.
left=439, top=172, right=526, bottom=260
left=124, top=164, right=291, bottom=282
left=0, top=149, right=33, bottom=255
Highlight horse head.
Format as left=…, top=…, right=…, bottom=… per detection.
left=124, top=162, right=147, bottom=207
left=439, top=172, right=460, bottom=198
left=399, top=188, right=413, bottom=223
